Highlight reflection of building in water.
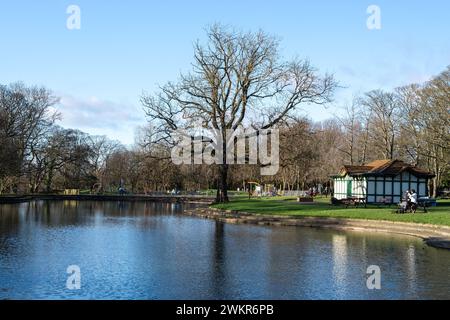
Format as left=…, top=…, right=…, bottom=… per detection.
left=361, top=237, right=367, bottom=258
left=332, top=234, right=348, bottom=292
left=405, top=245, right=417, bottom=294
left=63, top=200, right=78, bottom=208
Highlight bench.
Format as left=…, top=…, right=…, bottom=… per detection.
left=297, top=196, right=314, bottom=203
left=394, top=201, right=427, bottom=214
left=341, top=197, right=366, bottom=208
left=374, top=197, right=393, bottom=208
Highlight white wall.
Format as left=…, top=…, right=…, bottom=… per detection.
left=334, top=172, right=428, bottom=203
left=333, top=176, right=366, bottom=200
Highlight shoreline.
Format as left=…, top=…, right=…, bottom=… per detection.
left=184, top=207, right=450, bottom=250
left=2, top=195, right=449, bottom=250
left=0, top=194, right=215, bottom=204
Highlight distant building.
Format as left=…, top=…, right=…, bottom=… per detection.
left=331, top=160, right=434, bottom=203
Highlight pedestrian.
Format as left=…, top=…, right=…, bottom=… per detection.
left=409, top=189, right=418, bottom=213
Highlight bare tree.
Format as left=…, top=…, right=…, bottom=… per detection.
left=361, top=90, right=400, bottom=160
left=88, top=135, right=122, bottom=192
left=0, top=83, right=59, bottom=193
left=396, top=84, right=423, bottom=165
left=335, top=99, right=363, bottom=165
left=417, top=67, right=450, bottom=196
left=142, top=24, right=336, bottom=202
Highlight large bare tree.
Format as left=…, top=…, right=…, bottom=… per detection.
left=141, top=25, right=336, bottom=202
left=0, top=83, right=59, bottom=193
left=361, top=90, right=400, bottom=160
left=417, top=67, right=450, bottom=197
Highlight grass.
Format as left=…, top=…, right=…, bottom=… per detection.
left=211, top=196, right=450, bottom=226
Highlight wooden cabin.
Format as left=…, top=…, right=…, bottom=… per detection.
left=331, top=160, right=434, bottom=204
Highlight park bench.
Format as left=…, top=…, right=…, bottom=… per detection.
left=394, top=200, right=428, bottom=214
left=297, top=196, right=314, bottom=203
left=341, top=197, right=366, bottom=208
left=374, top=197, right=393, bottom=208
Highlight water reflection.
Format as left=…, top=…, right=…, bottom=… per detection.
left=332, top=234, right=348, bottom=298
left=210, top=221, right=226, bottom=298
left=0, top=200, right=449, bottom=299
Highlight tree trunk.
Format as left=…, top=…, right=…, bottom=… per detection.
left=215, top=164, right=229, bottom=203
left=215, top=179, right=220, bottom=201
left=46, top=165, right=54, bottom=193
left=432, top=152, right=440, bottom=198
left=432, top=177, right=437, bottom=198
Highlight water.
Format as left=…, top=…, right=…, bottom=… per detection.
left=0, top=200, right=449, bottom=300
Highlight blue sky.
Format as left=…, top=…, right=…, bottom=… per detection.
left=0, top=0, right=448, bottom=145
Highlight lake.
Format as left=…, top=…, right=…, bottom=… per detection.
left=0, top=200, right=449, bottom=299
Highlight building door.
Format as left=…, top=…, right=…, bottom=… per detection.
left=346, top=180, right=352, bottom=198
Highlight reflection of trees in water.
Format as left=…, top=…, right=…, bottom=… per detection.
left=0, top=204, right=22, bottom=258
left=398, top=242, right=450, bottom=299
left=264, top=228, right=311, bottom=298
left=343, top=232, right=450, bottom=299
left=5, top=200, right=192, bottom=228
left=0, top=203, right=21, bottom=237
left=27, top=200, right=87, bottom=227
left=1, top=201, right=450, bottom=299
left=0, top=201, right=196, bottom=248
left=210, top=220, right=226, bottom=298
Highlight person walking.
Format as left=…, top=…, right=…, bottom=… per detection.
left=409, top=189, right=418, bottom=213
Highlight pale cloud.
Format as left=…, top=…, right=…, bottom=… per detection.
left=55, top=94, right=146, bottom=145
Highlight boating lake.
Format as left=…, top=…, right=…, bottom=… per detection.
left=0, top=200, right=449, bottom=299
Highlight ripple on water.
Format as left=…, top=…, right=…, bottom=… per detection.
left=0, top=200, right=449, bottom=299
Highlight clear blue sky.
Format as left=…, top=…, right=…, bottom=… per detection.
left=0, top=0, right=448, bottom=145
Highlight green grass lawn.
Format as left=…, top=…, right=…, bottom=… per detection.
left=211, top=196, right=450, bottom=226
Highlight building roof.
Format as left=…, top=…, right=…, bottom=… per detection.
left=340, top=165, right=373, bottom=175
left=334, top=159, right=435, bottom=178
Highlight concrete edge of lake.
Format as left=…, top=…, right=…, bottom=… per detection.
left=184, top=207, right=450, bottom=250
left=0, top=194, right=215, bottom=204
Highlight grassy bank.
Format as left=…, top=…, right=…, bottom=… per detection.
left=211, top=196, right=450, bottom=226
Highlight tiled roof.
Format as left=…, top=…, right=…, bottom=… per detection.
left=340, top=165, right=373, bottom=175
left=365, top=159, right=392, bottom=169
left=336, top=159, right=435, bottom=178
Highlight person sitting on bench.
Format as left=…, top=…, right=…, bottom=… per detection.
left=397, top=201, right=408, bottom=213
left=404, top=190, right=411, bottom=211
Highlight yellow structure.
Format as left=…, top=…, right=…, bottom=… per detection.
left=246, top=182, right=280, bottom=197
left=63, top=189, right=80, bottom=195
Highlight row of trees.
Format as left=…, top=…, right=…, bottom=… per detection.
left=140, top=25, right=449, bottom=201
left=0, top=76, right=448, bottom=196
left=0, top=82, right=217, bottom=194
left=336, top=67, right=449, bottom=197
left=0, top=83, right=124, bottom=194
left=1, top=26, right=448, bottom=199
